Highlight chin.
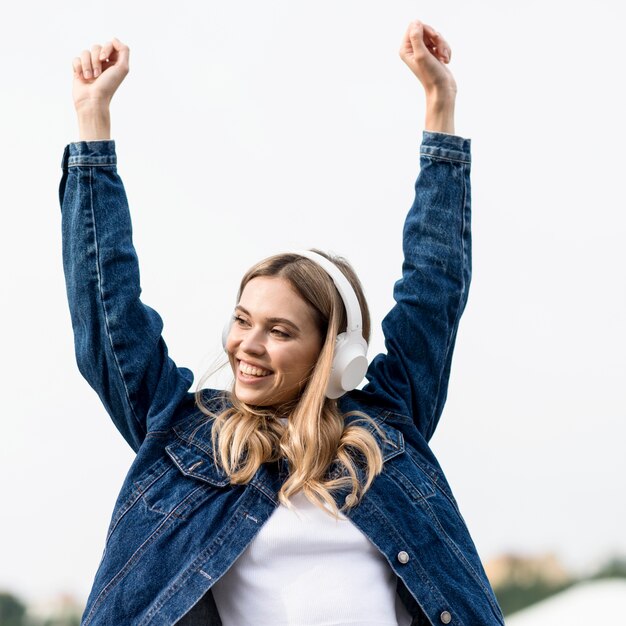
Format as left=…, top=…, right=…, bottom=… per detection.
left=233, top=383, right=297, bottom=409
left=233, top=384, right=271, bottom=407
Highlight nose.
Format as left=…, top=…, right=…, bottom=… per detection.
left=238, top=327, right=267, bottom=356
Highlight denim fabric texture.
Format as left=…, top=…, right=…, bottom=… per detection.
left=59, top=132, right=504, bottom=626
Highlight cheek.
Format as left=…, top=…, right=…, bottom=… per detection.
left=225, top=335, right=235, bottom=354
left=225, top=337, right=239, bottom=373
left=225, top=326, right=240, bottom=353
left=292, top=344, right=322, bottom=377
left=271, top=347, right=303, bottom=378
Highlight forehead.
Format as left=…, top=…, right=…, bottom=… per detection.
left=238, top=276, right=316, bottom=325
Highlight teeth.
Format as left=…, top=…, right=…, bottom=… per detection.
left=239, top=361, right=271, bottom=377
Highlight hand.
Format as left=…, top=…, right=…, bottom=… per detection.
left=399, top=21, right=456, bottom=97
left=72, top=38, right=130, bottom=112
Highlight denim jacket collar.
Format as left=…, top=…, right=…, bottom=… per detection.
left=166, top=399, right=406, bottom=502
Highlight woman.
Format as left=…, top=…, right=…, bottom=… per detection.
left=61, top=19, right=505, bottom=626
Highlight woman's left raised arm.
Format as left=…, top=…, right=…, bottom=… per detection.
left=359, top=21, right=471, bottom=441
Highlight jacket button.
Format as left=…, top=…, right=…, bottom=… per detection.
left=440, top=610, right=452, bottom=624
left=397, top=551, right=410, bottom=564
left=344, top=494, right=357, bottom=507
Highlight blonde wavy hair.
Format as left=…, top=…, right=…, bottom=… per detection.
left=195, top=251, right=386, bottom=518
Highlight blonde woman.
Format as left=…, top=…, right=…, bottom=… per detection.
left=61, top=19, right=505, bottom=626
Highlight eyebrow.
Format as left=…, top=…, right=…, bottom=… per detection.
left=235, top=305, right=302, bottom=334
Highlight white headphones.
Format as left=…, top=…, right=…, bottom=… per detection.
left=222, top=250, right=368, bottom=399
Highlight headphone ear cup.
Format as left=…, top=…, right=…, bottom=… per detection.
left=222, top=319, right=232, bottom=351
left=326, top=331, right=368, bottom=399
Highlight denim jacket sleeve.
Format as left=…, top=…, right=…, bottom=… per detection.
left=59, top=141, right=194, bottom=452
left=360, top=131, right=472, bottom=442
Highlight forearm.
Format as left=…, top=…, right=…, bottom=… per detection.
left=59, top=142, right=193, bottom=449
left=60, top=141, right=144, bottom=447
left=362, top=132, right=471, bottom=440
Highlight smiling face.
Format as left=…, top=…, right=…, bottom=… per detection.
left=225, top=276, right=324, bottom=407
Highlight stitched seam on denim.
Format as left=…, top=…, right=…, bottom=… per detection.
left=138, top=565, right=200, bottom=626
left=419, top=150, right=470, bottom=165
left=249, top=475, right=279, bottom=504
left=147, top=481, right=210, bottom=520
left=88, top=167, right=146, bottom=442
left=140, top=504, right=253, bottom=624
left=431, top=478, right=462, bottom=517
left=379, top=426, right=404, bottom=462
left=420, top=154, right=471, bottom=165
left=421, top=496, right=503, bottom=621
left=174, top=423, right=215, bottom=456
left=68, top=161, right=116, bottom=167
left=385, top=462, right=436, bottom=500
left=352, top=496, right=447, bottom=622
left=356, top=413, right=404, bottom=462
left=134, top=464, right=202, bottom=519
left=424, top=159, right=467, bottom=439
left=106, top=458, right=170, bottom=544
left=382, top=409, right=414, bottom=426
left=105, top=489, right=145, bottom=544
left=83, top=485, right=207, bottom=625
left=404, top=447, right=460, bottom=513
left=166, top=443, right=229, bottom=487
left=146, top=429, right=170, bottom=438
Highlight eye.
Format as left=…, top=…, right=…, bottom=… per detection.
left=270, top=328, right=290, bottom=338
left=233, top=315, right=249, bottom=327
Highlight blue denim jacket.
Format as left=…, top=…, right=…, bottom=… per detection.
left=59, top=132, right=504, bottom=626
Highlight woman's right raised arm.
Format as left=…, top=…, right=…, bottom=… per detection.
left=60, top=40, right=194, bottom=452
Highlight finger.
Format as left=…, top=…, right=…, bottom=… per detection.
left=110, top=37, right=130, bottom=71
left=72, top=57, right=84, bottom=79
left=99, top=41, right=113, bottom=62
left=434, top=34, right=451, bottom=63
left=91, top=44, right=103, bottom=78
left=80, top=49, right=93, bottom=79
left=423, top=24, right=451, bottom=63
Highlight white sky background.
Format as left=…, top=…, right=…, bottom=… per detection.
left=0, top=0, right=624, bottom=605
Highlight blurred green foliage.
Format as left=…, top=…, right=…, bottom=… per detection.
left=495, top=579, right=575, bottom=616
left=0, top=591, right=81, bottom=626
left=590, top=557, right=626, bottom=580
left=495, top=555, right=626, bottom=616
left=0, top=592, right=27, bottom=626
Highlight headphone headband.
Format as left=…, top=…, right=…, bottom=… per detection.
left=292, top=250, right=363, bottom=335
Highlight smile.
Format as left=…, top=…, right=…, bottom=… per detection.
left=238, top=360, right=273, bottom=378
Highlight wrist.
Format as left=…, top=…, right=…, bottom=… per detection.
left=76, top=104, right=111, bottom=141
left=424, top=92, right=456, bottom=135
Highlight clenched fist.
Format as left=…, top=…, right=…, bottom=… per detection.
left=399, top=21, right=456, bottom=96
left=72, top=38, right=130, bottom=112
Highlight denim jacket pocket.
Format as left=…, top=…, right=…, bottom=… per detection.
left=371, top=419, right=405, bottom=463
left=164, top=439, right=231, bottom=488
left=131, top=456, right=212, bottom=521
left=129, top=436, right=230, bottom=523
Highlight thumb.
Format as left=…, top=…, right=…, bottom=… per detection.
left=98, top=37, right=130, bottom=67
left=113, top=38, right=130, bottom=61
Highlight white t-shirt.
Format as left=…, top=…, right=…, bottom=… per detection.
left=211, top=489, right=413, bottom=625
